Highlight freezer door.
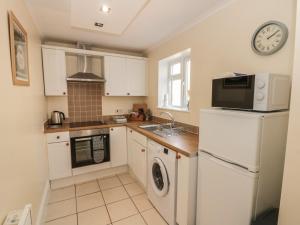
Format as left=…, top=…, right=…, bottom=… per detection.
left=200, top=109, right=263, bottom=171
left=197, top=152, right=258, bottom=225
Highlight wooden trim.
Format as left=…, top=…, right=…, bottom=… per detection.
left=8, top=11, right=30, bottom=86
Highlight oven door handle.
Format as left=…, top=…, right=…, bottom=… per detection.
left=75, top=137, right=92, bottom=142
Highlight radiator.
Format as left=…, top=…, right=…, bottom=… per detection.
left=3, top=204, right=32, bottom=225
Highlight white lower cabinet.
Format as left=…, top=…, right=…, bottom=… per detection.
left=110, top=126, right=127, bottom=167
left=132, top=140, right=147, bottom=187
left=127, top=128, right=147, bottom=188
left=47, top=141, right=72, bottom=180
left=176, top=154, right=198, bottom=225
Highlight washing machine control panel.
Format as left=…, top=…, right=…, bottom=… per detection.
left=164, top=148, right=169, bottom=154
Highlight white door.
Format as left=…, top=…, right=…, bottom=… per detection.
left=197, top=152, right=258, bottom=225
left=42, top=48, right=67, bottom=96
left=104, top=56, right=127, bottom=96
left=127, top=128, right=135, bottom=170
left=110, top=126, right=127, bottom=167
left=126, top=58, right=147, bottom=96
left=200, top=109, right=263, bottom=172
left=48, top=141, right=72, bottom=180
left=134, top=141, right=147, bottom=188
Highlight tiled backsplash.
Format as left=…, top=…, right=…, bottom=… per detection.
left=67, top=82, right=104, bottom=122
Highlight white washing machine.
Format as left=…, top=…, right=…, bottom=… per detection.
left=147, top=140, right=177, bottom=225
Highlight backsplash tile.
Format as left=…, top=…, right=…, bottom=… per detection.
left=67, top=82, right=104, bottom=122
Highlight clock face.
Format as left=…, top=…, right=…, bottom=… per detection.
left=252, top=21, right=288, bottom=55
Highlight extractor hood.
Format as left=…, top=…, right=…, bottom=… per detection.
left=66, top=43, right=105, bottom=83
left=67, top=72, right=105, bottom=82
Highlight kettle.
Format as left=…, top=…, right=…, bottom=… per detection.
left=50, top=111, right=65, bottom=125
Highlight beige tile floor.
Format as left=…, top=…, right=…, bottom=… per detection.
left=46, top=173, right=168, bottom=225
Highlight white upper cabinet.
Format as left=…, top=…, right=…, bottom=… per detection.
left=42, top=48, right=67, bottom=96
left=104, top=56, right=147, bottom=96
left=110, top=126, right=127, bottom=167
left=126, top=58, right=147, bottom=96
left=104, top=56, right=127, bottom=96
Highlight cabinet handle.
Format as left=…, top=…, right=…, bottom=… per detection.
left=111, top=128, right=114, bottom=131
left=66, top=142, right=70, bottom=146
left=63, top=92, right=66, bottom=95
left=56, top=136, right=60, bottom=139
left=176, top=153, right=181, bottom=159
left=106, top=93, right=110, bottom=95
left=141, top=149, right=145, bottom=152
left=130, top=130, right=132, bottom=133
left=127, top=93, right=130, bottom=96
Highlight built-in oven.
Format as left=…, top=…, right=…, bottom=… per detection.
left=70, top=128, right=110, bottom=168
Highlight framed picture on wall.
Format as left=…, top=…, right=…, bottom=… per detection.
left=8, top=11, right=30, bottom=86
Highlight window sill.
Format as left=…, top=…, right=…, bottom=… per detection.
left=157, top=106, right=190, bottom=113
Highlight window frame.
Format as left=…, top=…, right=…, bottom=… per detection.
left=166, top=55, right=190, bottom=110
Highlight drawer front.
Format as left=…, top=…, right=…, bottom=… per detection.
left=127, top=128, right=147, bottom=147
left=132, top=130, right=147, bottom=147
left=47, top=132, right=70, bottom=143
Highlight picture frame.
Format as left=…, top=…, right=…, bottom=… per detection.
left=8, top=11, right=30, bottom=86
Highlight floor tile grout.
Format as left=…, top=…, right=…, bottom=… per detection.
left=45, top=212, right=77, bottom=223
left=48, top=196, right=75, bottom=205
left=97, top=176, right=113, bottom=225
left=47, top=173, right=160, bottom=225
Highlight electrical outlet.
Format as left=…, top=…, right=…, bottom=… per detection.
left=114, top=109, right=123, bottom=114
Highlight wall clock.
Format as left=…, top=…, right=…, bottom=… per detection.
left=251, top=21, right=288, bottom=56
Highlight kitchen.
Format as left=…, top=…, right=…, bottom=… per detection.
left=0, top=0, right=300, bottom=225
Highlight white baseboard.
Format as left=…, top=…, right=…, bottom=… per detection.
left=35, top=180, right=50, bottom=225
left=51, top=165, right=128, bottom=189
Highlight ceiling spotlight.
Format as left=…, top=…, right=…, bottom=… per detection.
left=100, top=5, right=111, bottom=14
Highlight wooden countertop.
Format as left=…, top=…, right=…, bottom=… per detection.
left=44, top=121, right=199, bottom=157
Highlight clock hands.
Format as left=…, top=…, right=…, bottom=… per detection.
left=267, top=30, right=280, bottom=40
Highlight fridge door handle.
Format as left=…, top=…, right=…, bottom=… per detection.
left=199, top=151, right=258, bottom=177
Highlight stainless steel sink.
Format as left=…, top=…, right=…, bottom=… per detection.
left=139, top=124, right=161, bottom=131
left=139, top=124, right=184, bottom=137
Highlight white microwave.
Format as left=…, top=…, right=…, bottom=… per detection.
left=212, top=73, right=291, bottom=111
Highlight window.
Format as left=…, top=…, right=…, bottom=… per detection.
left=158, top=49, right=191, bottom=111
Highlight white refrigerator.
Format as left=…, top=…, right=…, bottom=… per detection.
left=197, top=108, right=289, bottom=225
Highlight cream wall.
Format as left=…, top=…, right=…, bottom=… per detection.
left=102, top=97, right=146, bottom=115
left=146, top=0, right=296, bottom=126
left=0, top=0, right=48, bottom=224
left=47, top=96, right=69, bottom=118
left=278, top=1, right=300, bottom=224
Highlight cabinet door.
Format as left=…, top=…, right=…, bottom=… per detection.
left=42, top=48, right=67, bottom=96
left=134, top=141, right=147, bottom=188
left=48, top=141, right=72, bottom=180
left=127, top=128, right=135, bottom=170
left=126, top=58, right=147, bottom=96
left=104, top=56, right=127, bottom=96
left=110, top=126, right=127, bottom=167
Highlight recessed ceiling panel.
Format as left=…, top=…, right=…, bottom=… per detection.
left=70, top=0, right=150, bottom=35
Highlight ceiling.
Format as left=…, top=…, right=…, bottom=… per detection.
left=25, top=0, right=234, bottom=52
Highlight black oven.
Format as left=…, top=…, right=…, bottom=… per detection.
left=70, top=129, right=110, bottom=168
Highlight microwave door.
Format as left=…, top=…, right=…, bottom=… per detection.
left=212, top=76, right=255, bottom=110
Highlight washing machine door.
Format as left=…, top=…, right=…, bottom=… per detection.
left=151, top=157, right=169, bottom=197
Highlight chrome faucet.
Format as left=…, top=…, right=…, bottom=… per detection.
left=160, top=111, right=175, bottom=128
